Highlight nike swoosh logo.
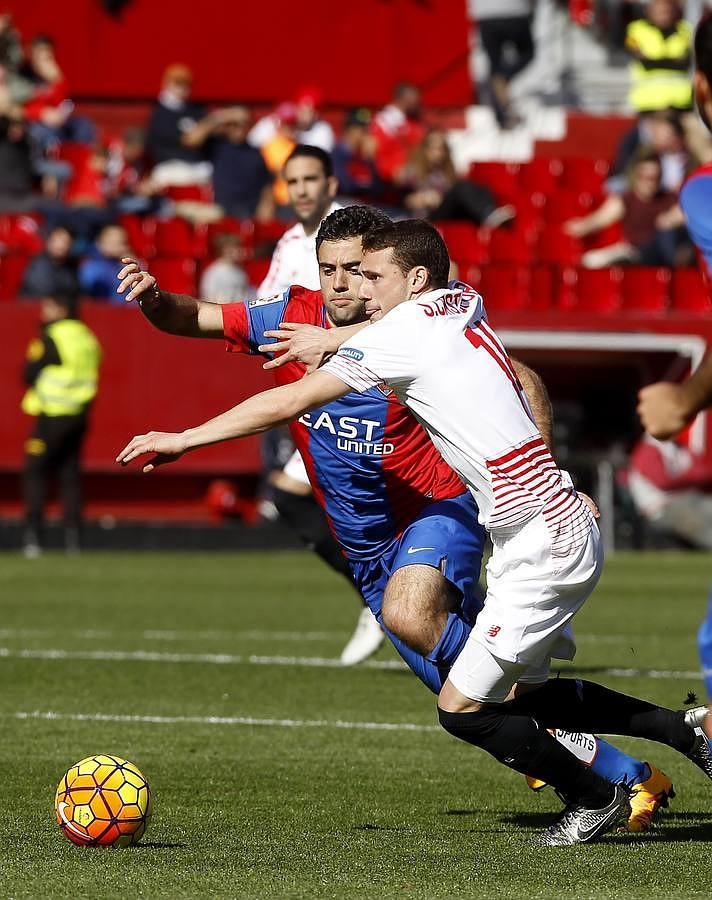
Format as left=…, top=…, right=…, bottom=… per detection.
left=575, top=795, right=627, bottom=842
left=57, top=800, right=90, bottom=841
left=407, top=547, right=436, bottom=554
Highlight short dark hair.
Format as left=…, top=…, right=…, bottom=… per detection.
left=50, top=290, right=79, bottom=318
left=361, top=219, right=450, bottom=289
left=315, top=205, right=392, bottom=251
left=284, top=144, right=333, bottom=178
left=696, top=11, right=712, bottom=84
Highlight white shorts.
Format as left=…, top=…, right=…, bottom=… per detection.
left=282, top=450, right=311, bottom=486
left=448, top=510, right=603, bottom=703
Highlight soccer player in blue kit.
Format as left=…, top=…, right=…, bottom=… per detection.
left=119, top=206, right=680, bottom=831
left=639, top=11, right=712, bottom=739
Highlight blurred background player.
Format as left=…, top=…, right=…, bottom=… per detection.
left=638, top=11, right=712, bottom=737
left=254, top=145, right=382, bottom=665
left=21, top=292, right=101, bottom=557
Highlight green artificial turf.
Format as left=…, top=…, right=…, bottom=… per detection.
left=1, top=550, right=711, bottom=898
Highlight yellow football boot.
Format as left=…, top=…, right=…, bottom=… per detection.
left=626, top=764, right=675, bottom=833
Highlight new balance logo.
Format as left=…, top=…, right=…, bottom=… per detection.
left=487, top=625, right=501, bottom=638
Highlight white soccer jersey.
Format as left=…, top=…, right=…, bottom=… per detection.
left=257, top=202, right=342, bottom=296
left=322, top=286, right=589, bottom=556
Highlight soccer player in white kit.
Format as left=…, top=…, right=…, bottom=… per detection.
left=119, top=219, right=712, bottom=845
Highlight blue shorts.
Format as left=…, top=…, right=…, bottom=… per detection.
left=698, top=591, right=712, bottom=698
left=349, top=492, right=486, bottom=691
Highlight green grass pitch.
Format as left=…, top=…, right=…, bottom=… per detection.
left=1, top=550, right=712, bottom=899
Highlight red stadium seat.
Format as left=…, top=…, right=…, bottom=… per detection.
left=436, top=221, right=490, bottom=264
left=162, top=184, right=214, bottom=203
left=518, top=158, right=563, bottom=195
left=487, top=228, right=536, bottom=265
left=512, top=193, right=546, bottom=232
left=461, top=265, right=483, bottom=292
left=154, top=218, right=199, bottom=257
left=559, top=266, right=624, bottom=313
left=249, top=219, right=290, bottom=258
left=150, top=258, right=197, bottom=295
left=535, top=226, right=583, bottom=265
left=476, top=264, right=554, bottom=313
left=0, top=254, right=29, bottom=300
left=468, top=162, right=520, bottom=203
left=670, top=267, right=711, bottom=313
left=244, top=257, right=271, bottom=288
left=118, top=214, right=156, bottom=259
left=542, top=190, right=597, bottom=226
left=621, top=267, right=670, bottom=314
left=250, top=219, right=290, bottom=244
left=558, top=157, right=610, bottom=195
left=0, top=214, right=44, bottom=254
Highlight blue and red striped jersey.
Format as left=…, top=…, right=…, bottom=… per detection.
left=222, top=286, right=465, bottom=560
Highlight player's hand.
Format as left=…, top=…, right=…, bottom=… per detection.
left=578, top=492, right=600, bottom=519
left=116, top=257, right=159, bottom=305
left=637, top=382, right=692, bottom=441
left=259, top=322, right=332, bottom=373
left=116, top=431, right=187, bottom=473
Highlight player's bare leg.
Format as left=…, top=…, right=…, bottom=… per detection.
left=380, top=564, right=458, bottom=655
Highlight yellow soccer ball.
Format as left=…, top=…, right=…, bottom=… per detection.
left=55, top=754, right=152, bottom=847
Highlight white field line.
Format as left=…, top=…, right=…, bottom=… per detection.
left=0, top=628, right=342, bottom=642
left=11, top=709, right=440, bottom=733
left=0, top=647, right=403, bottom=670
left=0, top=645, right=703, bottom=680
left=0, top=627, right=650, bottom=645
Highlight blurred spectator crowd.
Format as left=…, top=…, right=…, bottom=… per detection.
left=0, top=2, right=711, bottom=314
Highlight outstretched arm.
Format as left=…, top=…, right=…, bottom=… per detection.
left=638, top=351, right=712, bottom=440
left=116, top=371, right=350, bottom=472
left=116, top=257, right=225, bottom=338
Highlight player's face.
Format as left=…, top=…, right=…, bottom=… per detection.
left=284, top=156, right=337, bottom=228
left=358, top=248, right=410, bottom=321
left=318, top=237, right=368, bottom=326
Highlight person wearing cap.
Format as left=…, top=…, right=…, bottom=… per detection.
left=145, top=63, right=212, bottom=189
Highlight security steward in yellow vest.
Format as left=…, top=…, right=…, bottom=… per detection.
left=21, top=293, right=101, bottom=557
left=626, top=1, right=693, bottom=113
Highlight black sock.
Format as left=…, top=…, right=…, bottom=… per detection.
left=438, top=707, right=614, bottom=808
left=504, top=679, right=695, bottom=754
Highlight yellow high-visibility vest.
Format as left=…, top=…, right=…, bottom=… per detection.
left=627, top=18, right=693, bottom=111
left=22, top=319, right=101, bottom=417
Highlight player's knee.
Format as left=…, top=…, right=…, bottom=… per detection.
left=382, top=566, right=450, bottom=654
left=437, top=705, right=496, bottom=745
